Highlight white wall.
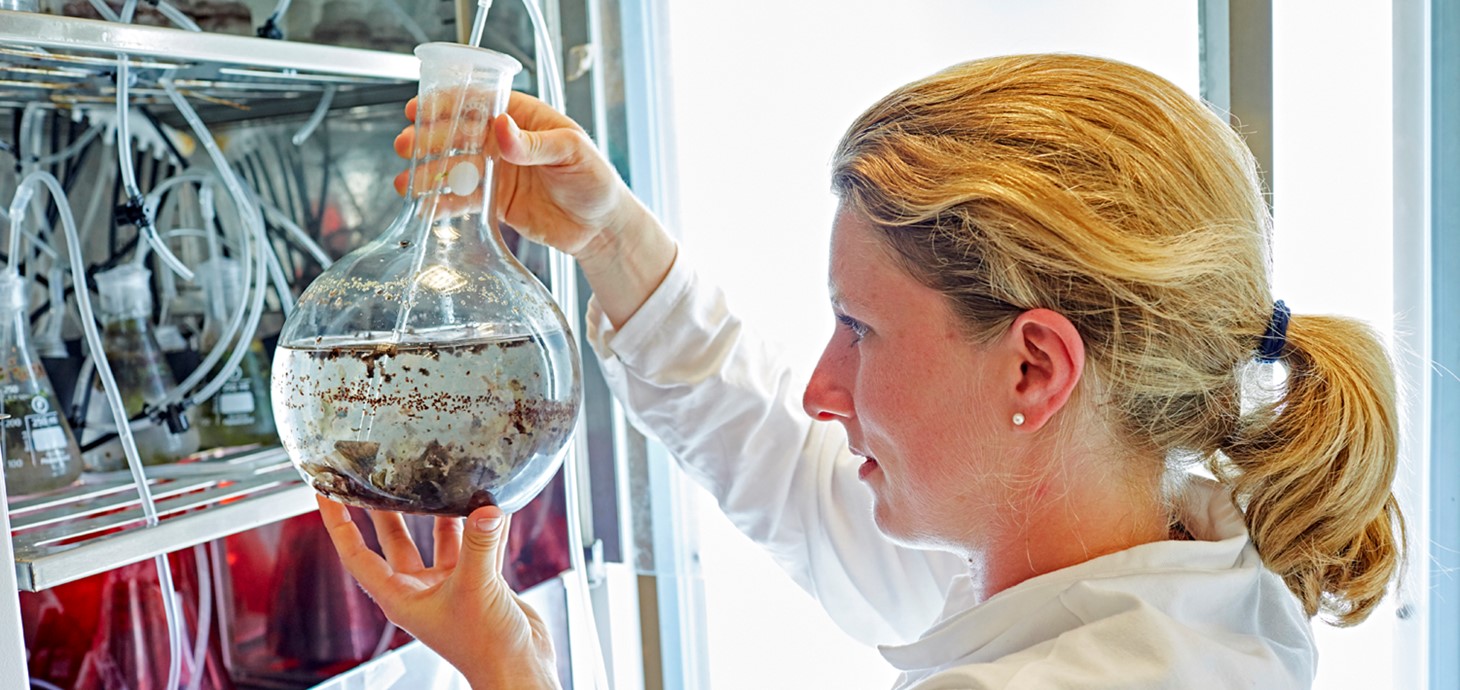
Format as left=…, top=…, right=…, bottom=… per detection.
left=1272, top=2, right=1399, bottom=689
left=658, top=1, right=1402, bottom=688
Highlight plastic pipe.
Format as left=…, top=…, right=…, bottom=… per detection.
left=32, top=125, right=101, bottom=167
left=185, top=544, right=211, bottom=690
left=159, top=77, right=269, bottom=408
left=521, top=0, right=565, bottom=110
left=154, top=0, right=202, bottom=32
left=38, top=265, right=67, bottom=358
left=262, top=202, right=332, bottom=269
left=115, top=58, right=194, bottom=282
left=291, top=85, right=335, bottom=146
left=16, top=170, right=186, bottom=690
left=380, top=0, right=430, bottom=45
left=125, top=170, right=251, bottom=412
left=85, top=0, right=119, bottom=22
left=469, top=0, right=494, bottom=47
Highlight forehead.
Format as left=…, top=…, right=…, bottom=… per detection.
left=828, top=209, right=894, bottom=303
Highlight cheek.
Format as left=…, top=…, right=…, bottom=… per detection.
left=865, top=348, right=1005, bottom=485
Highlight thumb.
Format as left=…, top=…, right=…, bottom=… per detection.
left=455, top=505, right=509, bottom=589
left=495, top=113, right=584, bottom=168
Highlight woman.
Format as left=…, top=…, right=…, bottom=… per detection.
left=318, top=54, right=1405, bottom=689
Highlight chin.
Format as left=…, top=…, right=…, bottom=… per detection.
left=869, top=499, right=921, bottom=548
left=870, top=496, right=955, bottom=552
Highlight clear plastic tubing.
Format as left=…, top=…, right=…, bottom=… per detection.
left=469, top=0, right=494, bottom=49
left=153, top=0, right=202, bottom=32
left=262, top=202, right=333, bottom=269
left=185, top=544, right=211, bottom=690
left=291, top=85, right=335, bottom=146
left=130, top=171, right=256, bottom=413
left=115, top=58, right=194, bottom=282
left=15, top=170, right=185, bottom=690
left=160, top=77, right=269, bottom=408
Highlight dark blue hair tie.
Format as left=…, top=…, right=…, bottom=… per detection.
left=1256, top=300, right=1290, bottom=363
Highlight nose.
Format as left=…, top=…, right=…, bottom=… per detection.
left=802, top=337, right=854, bottom=421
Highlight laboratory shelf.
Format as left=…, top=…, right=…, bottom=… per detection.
left=0, top=9, right=420, bottom=123
left=6, top=446, right=314, bottom=591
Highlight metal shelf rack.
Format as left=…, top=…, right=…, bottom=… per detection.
left=8, top=446, right=311, bottom=591
left=0, top=9, right=420, bottom=119
left=0, top=12, right=437, bottom=687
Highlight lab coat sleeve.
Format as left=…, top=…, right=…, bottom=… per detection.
left=586, top=251, right=965, bottom=646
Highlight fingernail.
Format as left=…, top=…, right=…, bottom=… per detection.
left=503, top=114, right=521, bottom=138
left=474, top=515, right=502, bottom=532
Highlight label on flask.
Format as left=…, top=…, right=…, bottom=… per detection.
left=214, top=369, right=258, bottom=425
left=17, top=395, right=70, bottom=475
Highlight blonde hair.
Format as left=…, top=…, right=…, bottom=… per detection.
left=831, top=53, right=1403, bottom=626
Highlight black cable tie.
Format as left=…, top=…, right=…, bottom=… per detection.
left=114, top=193, right=151, bottom=229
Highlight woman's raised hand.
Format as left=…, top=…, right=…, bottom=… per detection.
left=316, top=496, right=560, bottom=689
left=394, top=91, right=647, bottom=264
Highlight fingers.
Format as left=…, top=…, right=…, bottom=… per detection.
left=405, top=96, right=418, bottom=123
left=494, top=114, right=587, bottom=168
left=505, top=90, right=581, bottom=132
left=454, top=505, right=510, bottom=590
left=394, top=126, right=414, bottom=159
left=433, top=516, right=464, bottom=571
left=368, top=509, right=426, bottom=573
left=316, top=495, right=396, bottom=591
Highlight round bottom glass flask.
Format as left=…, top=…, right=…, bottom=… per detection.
left=271, top=43, right=581, bottom=516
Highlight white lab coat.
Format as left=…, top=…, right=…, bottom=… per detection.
left=586, top=252, right=1317, bottom=689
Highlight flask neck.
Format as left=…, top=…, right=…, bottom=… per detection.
left=400, top=45, right=517, bottom=216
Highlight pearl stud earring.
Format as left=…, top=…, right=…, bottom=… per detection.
left=1012, top=413, right=1026, bottom=426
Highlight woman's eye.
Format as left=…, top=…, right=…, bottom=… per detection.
left=836, top=314, right=868, bottom=345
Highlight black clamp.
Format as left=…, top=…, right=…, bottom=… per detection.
left=114, top=193, right=151, bottom=229
left=256, top=17, right=284, bottom=40
left=146, top=402, right=192, bottom=434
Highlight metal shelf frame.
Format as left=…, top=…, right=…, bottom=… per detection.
left=8, top=447, right=313, bottom=591
left=0, top=9, right=421, bottom=125
left=0, top=10, right=420, bottom=81
left=0, top=14, right=431, bottom=688
left=0, top=6, right=627, bottom=689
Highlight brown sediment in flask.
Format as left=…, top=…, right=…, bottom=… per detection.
left=271, top=42, right=580, bottom=516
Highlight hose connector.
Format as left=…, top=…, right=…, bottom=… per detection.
left=115, top=193, right=151, bottom=229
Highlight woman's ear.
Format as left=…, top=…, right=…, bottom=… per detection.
left=1005, top=309, right=1084, bottom=430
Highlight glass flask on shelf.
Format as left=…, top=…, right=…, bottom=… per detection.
left=22, top=549, right=233, bottom=690
left=272, top=42, right=582, bottom=516
left=80, top=264, right=200, bottom=472
left=0, top=270, right=84, bottom=495
left=193, top=257, right=277, bottom=451
left=219, top=509, right=416, bottom=684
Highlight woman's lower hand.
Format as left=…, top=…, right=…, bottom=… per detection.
left=316, top=495, right=560, bottom=689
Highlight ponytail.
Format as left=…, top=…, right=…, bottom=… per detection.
left=1219, top=315, right=1406, bottom=626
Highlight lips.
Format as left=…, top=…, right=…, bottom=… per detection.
left=858, top=457, right=879, bottom=480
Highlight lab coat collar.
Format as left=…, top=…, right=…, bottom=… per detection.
left=877, top=477, right=1275, bottom=673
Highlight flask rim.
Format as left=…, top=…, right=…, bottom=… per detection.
left=414, top=42, right=523, bottom=78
